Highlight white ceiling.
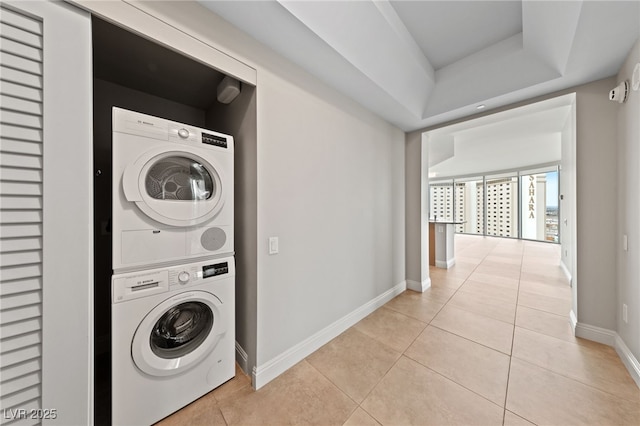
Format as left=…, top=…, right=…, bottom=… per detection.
left=198, top=0, right=639, bottom=132
left=427, top=93, right=574, bottom=177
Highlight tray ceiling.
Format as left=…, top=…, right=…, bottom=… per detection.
left=199, top=0, right=639, bottom=131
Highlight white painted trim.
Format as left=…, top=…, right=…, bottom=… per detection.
left=569, top=310, right=578, bottom=332
left=615, top=334, right=640, bottom=389
left=572, top=320, right=639, bottom=389
left=406, top=277, right=432, bottom=293
left=235, top=341, right=249, bottom=375
left=435, top=259, right=456, bottom=269
left=70, top=0, right=257, bottom=85
left=560, top=259, right=572, bottom=284
left=252, top=281, right=406, bottom=389
left=574, top=321, right=617, bottom=346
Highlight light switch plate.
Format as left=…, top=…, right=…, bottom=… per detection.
left=269, top=237, right=279, bottom=255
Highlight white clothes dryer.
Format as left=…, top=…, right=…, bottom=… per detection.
left=112, top=107, right=234, bottom=273
left=111, top=256, right=235, bottom=425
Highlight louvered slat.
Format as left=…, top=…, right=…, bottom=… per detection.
left=0, top=167, right=42, bottom=183
left=0, top=386, right=40, bottom=413
left=1, top=110, right=43, bottom=129
left=0, top=182, right=42, bottom=196
left=0, top=66, right=42, bottom=89
left=0, top=277, right=42, bottom=296
left=0, top=317, right=40, bottom=339
left=0, top=196, right=42, bottom=210
left=0, top=36, right=43, bottom=63
left=0, top=358, right=41, bottom=382
left=0, top=123, right=42, bottom=142
left=0, top=24, right=42, bottom=49
left=1, top=6, right=43, bottom=35
left=1, top=371, right=40, bottom=398
left=1, top=4, right=44, bottom=417
left=0, top=81, right=42, bottom=103
left=0, top=211, right=42, bottom=224
left=0, top=344, right=41, bottom=368
left=1, top=331, right=41, bottom=352
left=1, top=238, right=42, bottom=252
left=0, top=224, right=42, bottom=239
left=0, top=153, right=43, bottom=169
left=0, top=51, right=42, bottom=76
left=0, top=251, right=43, bottom=267
left=1, top=292, right=42, bottom=312
left=0, top=95, right=42, bottom=115
left=0, top=304, right=41, bottom=326
left=0, top=139, right=43, bottom=156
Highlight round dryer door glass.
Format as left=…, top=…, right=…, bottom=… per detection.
left=145, top=157, right=215, bottom=201
left=150, top=301, right=214, bottom=359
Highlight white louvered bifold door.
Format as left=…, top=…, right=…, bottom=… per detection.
left=0, top=4, right=44, bottom=423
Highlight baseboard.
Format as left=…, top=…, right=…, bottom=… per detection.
left=560, top=260, right=572, bottom=285
left=235, top=341, right=249, bottom=375
left=574, top=321, right=617, bottom=346
left=252, top=280, right=407, bottom=389
left=569, top=310, right=577, bottom=333
left=435, top=259, right=455, bottom=269
left=573, top=320, right=640, bottom=389
left=614, top=334, right=640, bottom=388
left=406, top=277, right=431, bottom=292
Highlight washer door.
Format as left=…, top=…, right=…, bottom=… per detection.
left=132, top=291, right=226, bottom=377
left=123, top=147, right=225, bottom=227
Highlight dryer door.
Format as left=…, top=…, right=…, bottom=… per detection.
left=123, top=148, right=225, bottom=227
left=132, top=291, right=226, bottom=376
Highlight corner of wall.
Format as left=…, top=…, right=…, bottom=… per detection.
left=573, top=320, right=640, bottom=388
left=406, top=277, right=431, bottom=293
left=251, top=281, right=406, bottom=389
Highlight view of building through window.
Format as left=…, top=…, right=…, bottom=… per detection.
left=429, top=167, right=559, bottom=243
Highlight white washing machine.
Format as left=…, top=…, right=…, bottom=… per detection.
left=111, top=256, right=235, bottom=425
left=112, top=107, right=234, bottom=273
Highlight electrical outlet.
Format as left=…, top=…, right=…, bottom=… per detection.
left=623, top=304, right=628, bottom=324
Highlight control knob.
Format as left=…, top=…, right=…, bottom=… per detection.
left=177, top=128, right=189, bottom=139
left=178, top=271, right=190, bottom=284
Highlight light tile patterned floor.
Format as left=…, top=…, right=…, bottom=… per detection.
left=157, top=235, right=640, bottom=425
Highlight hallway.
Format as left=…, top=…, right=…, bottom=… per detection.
left=159, top=235, right=640, bottom=425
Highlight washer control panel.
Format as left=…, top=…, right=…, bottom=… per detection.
left=167, top=258, right=234, bottom=288
left=112, top=256, right=235, bottom=303
left=203, top=262, right=229, bottom=278
left=112, top=270, right=169, bottom=303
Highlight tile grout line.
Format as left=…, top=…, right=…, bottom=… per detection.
left=508, top=355, right=640, bottom=406
left=500, top=240, right=525, bottom=426
left=344, top=238, right=495, bottom=425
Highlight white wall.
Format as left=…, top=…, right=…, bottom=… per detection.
left=255, top=67, right=405, bottom=365
left=404, top=132, right=430, bottom=291
left=574, top=77, right=618, bottom=331
left=616, top=38, right=640, bottom=368
left=77, top=0, right=405, bottom=386
left=560, top=98, right=577, bottom=313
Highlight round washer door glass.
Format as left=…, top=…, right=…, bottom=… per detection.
left=131, top=291, right=225, bottom=376
left=150, top=301, right=213, bottom=359
left=146, top=156, right=214, bottom=201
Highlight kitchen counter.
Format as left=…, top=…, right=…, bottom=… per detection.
left=428, top=220, right=465, bottom=269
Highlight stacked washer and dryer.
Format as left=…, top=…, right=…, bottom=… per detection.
left=110, top=108, right=236, bottom=425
